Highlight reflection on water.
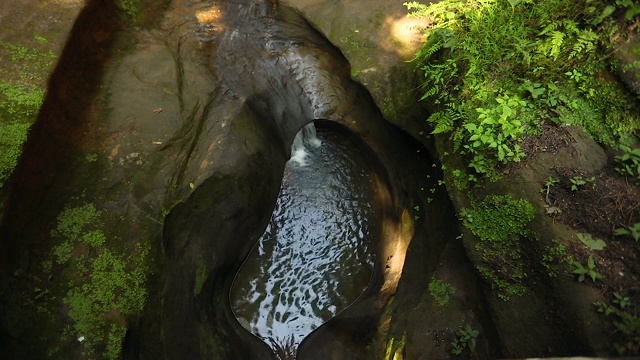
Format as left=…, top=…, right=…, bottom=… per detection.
left=230, top=125, right=377, bottom=354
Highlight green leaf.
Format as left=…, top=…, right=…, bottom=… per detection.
left=507, top=0, right=522, bottom=8
left=577, top=233, right=606, bottom=250
left=600, top=5, right=616, bottom=19
left=625, top=5, right=640, bottom=20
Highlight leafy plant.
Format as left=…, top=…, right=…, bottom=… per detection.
left=543, top=176, right=559, bottom=189
left=573, top=255, right=603, bottom=282
left=406, top=0, right=640, bottom=183
left=570, top=176, right=595, bottom=191
left=428, top=276, right=456, bottom=306
left=577, top=233, right=606, bottom=251
left=614, top=292, right=632, bottom=310
left=615, top=145, right=640, bottom=182
left=615, top=223, right=640, bottom=242
left=541, top=175, right=559, bottom=202
left=594, top=292, right=639, bottom=355
left=616, top=0, right=640, bottom=21
left=464, top=94, right=527, bottom=167
left=451, top=324, right=479, bottom=355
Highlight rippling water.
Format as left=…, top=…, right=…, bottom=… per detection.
left=230, top=125, right=377, bottom=353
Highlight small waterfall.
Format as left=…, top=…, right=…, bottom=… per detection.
left=289, top=123, right=322, bottom=166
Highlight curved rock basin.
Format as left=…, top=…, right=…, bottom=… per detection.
left=231, top=125, right=378, bottom=353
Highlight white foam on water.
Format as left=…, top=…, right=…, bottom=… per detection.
left=288, top=123, right=322, bottom=166
left=289, top=148, right=309, bottom=166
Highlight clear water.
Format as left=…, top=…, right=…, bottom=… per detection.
left=230, top=125, right=377, bottom=354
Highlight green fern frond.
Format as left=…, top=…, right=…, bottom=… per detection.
left=420, top=85, right=439, bottom=100
left=562, top=19, right=580, bottom=35
left=418, top=39, right=444, bottom=62
left=549, top=31, right=565, bottom=60
left=540, top=20, right=560, bottom=36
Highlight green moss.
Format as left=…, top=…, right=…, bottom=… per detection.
left=49, top=203, right=149, bottom=358
left=460, top=194, right=535, bottom=300
left=85, top=153, right=99, bottom=162
left=339, top=34, right=375, bottom=51
left=0, top=41, right=56, bottom=88
left=0, top=38, right=56, bottom=188
left=52, top=203, right=101, bottom=242
left=428, top=276, right=456, bottom=306
left=0, top=121, right=30, bottom=187
left=106, top=324, right=127, bottom=360
left=0, top=81, right=45, bottom=117
left=194, top=262, right=208, bottom=296
left=116, top=0, right=141, bottom=20
left=541, top=240, right=571, bottom=277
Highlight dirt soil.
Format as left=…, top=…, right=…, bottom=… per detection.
left=549, top=164, right=640, bottom=291
left=516, top=120, right=640, bottom=299
left=518, top=119, right=640, bottom=354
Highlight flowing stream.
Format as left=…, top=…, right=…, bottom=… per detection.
left=230, top=124, right=378, bottom=354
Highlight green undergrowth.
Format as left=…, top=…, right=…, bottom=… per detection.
left=0, top=121, right=30, bottom=187
left=0, top=38, right=56, bottom=187
left=594, top=292, right=640, bottom=355
left=460, top=194, right=535, bottom=300
left=44, top=203, right=149, bottom=359
left=117, top=0, right=141, bottom=20
left=541, top=239, right=572, bottom=277
left=428, top=276, right=456, bottom=306
left=406, top=0, right=640, bottom=185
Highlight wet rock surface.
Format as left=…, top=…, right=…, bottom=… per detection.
left=2, top=0, right=638, bottom=359
left=0, top=0, right=437, bottom=358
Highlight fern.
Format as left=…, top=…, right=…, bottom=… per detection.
left=570, top=29, right=598, bottom=59
left=539, top=20, right=560, bottom=36
left=417, top=39, right=444, bottom=63
left=538, top=18, right=586, bottom=61
left=562, top=19, right=580, bottom=36
left=428, top=111, right=451, bottom=133
left=549, top=31, right=565, bottom=60
left=428, top=106, right=462, bottom=134
left=420, top=85, right=439, bottom=101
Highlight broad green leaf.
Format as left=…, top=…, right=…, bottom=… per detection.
left=577, top=233, right=606, bottom=250
left=600, top=5, right=616, bottom=19
left=507, top=0, right=522, bottom=7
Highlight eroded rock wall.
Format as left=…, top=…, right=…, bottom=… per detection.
left=1, top=0, right=443, bottom=359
